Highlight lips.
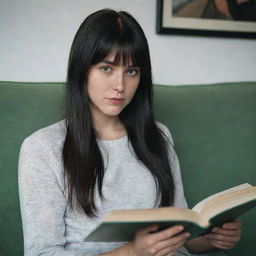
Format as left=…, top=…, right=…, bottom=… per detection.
left=108, top=97, right=124, bottom=104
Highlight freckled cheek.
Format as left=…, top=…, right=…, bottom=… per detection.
left=87, top=79, right=106, bottom=101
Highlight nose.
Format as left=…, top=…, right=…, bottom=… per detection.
left=113, top=71, right=125, bottom=93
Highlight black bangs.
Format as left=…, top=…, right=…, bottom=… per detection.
left=91, top=39, right=143, bottom=68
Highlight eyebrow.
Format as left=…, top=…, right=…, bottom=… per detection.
left=100, top=60, right=139, bottom=68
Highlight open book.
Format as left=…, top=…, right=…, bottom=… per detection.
left=85, top=183, right=256, bottom=242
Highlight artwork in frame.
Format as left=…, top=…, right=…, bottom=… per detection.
left=156, top=0, right=256, bottom=38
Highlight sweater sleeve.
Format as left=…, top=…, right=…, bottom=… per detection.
left=18, top=135, right=85, bottom=256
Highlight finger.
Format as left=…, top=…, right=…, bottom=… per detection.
left=211, top=227, right=241, bottom=237
left=155, top=237, right=188, bottom=256
left=210, top=240, right=234, bottom=250
left=222, top=220, right=242, bottom=230
left=150, top=225, right=184, bottom=243
left=205, top=232, right=240, bottom=243
left=210, top=220, right=241, bottom=233
left=137, top=225, right=159, bottom=235
left=153, top=232, right=190, bottom=254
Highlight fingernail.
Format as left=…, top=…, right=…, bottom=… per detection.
left=178, top=226, right=184, bottom=231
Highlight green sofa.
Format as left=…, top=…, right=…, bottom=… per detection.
left=0, top=81, right=255, bottom=256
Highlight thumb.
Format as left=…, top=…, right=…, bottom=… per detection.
left=137, top=225, right=159, bottom=235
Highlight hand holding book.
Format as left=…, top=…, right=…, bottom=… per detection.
left=127, top=224, right=190, bottom=256
left=203, top=219, right=242, bottom=250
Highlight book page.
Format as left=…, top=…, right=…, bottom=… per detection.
left=104, top=207, right=206, bottom=226
left=198, top=186, right=256, bottom=221
left=192, top=183, right=252, bottom=213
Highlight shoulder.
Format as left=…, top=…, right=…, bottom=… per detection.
left=21, top=120, right=66, bottom=155
left=23, top=120, right=66, bottom=145
left=155, top=121, right=174, bottom=146
left=18, top=121, right=67, bottom=197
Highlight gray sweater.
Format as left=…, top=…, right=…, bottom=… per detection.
left=18, top=120, right=190, bottom=256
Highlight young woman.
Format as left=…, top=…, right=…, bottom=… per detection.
left=18, top=9, right=241, bottom=256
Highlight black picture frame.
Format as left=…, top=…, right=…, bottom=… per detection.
left=156, top=0, right=256, bottom=38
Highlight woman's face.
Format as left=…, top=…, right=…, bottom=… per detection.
left=87, top=51, right=141, bottom=120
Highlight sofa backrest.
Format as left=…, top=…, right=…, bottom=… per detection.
left=154, top=82, right=256, bottom=256
left=0, top=81, right=255, bottom=256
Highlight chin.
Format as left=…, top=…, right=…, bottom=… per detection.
left=105, top=107, right=124, bottom=116
left=107, top=111, right=122, bottom=116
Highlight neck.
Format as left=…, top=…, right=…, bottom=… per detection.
left=92, top=112, right=126, bottom=140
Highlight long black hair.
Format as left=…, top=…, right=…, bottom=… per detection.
left=63, top=9, right=175, bottom=217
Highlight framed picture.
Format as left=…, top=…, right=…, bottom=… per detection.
left=156, top=0, right=256, bottom=38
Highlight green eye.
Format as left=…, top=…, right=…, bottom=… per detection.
left=100, top=66, right=111, bottom=72
left=126, top=69, right=138, bottom=75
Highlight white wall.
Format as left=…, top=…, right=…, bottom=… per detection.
left=0, top=0, right=256, bottom=85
